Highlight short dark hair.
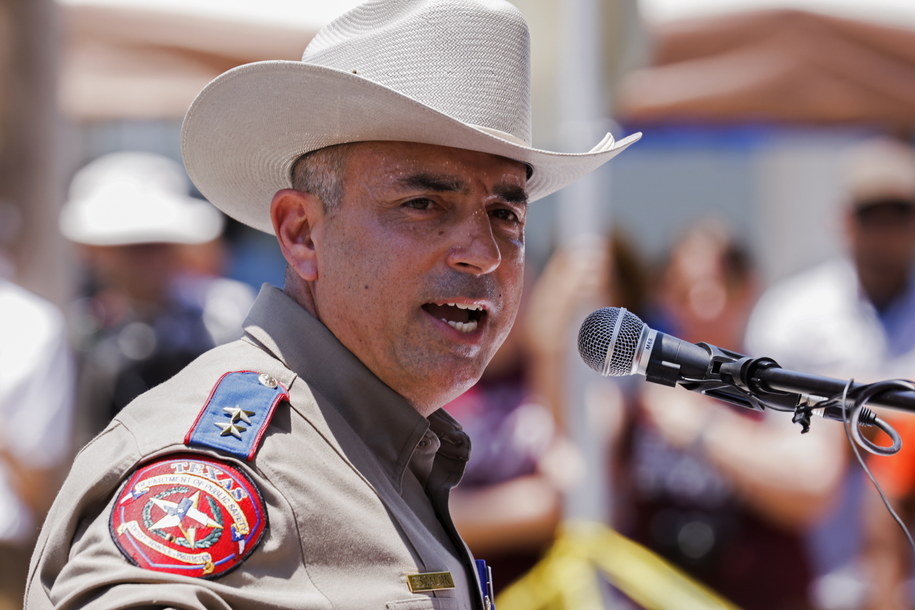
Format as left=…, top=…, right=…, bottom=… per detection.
left=289, top=144, right=353, bottom=211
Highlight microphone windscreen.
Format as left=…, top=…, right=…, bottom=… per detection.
left=577, top=307, right=645, bottom=376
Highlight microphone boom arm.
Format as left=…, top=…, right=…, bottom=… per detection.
left=644, top=339, right=887, bottom=432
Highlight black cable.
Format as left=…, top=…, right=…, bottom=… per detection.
left=847, top=380, right=907, bottom=456
left=841, top=379, right=915, bottom=559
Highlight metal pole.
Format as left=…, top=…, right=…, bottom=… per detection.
left=0, top=0, right=67, bottom=305
left=555, top=0, right=612, bottom=523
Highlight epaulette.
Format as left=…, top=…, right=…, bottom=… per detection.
left=184, top=371, right=289, bottom=461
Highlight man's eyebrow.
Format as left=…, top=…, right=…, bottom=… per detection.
left=397, top=173, right=467, bottom=193
left=494, top=184, right=529, bottom=205
left=396, top=173, right=528, bottom=205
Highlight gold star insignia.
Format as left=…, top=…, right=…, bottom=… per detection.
left=214, top=421, right=247, bottom=438
left=223, top=406, right=255, bottom=425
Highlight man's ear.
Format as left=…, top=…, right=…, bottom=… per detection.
left=271, top=189, right=322, bottom=282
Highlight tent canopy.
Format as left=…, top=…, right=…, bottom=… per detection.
left=61, top=3, right=915, bottom=128
left=60, top=3, right=313, bottom=120
left=616, top=9, right=915, bottom=128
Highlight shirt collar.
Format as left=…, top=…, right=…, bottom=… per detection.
left=242, top=284, right=470, bottom=487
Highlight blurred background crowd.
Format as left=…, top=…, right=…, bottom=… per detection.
left=4, top=0, right=915, bottom=608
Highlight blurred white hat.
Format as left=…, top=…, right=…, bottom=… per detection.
left=60, top=151, right=225, bottom=246
left=843, top=137, right=915, bottom=206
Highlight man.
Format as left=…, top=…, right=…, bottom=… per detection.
left=746, top=136, right=915, bottom=381
left=744, top=136, right=915, bottom=609
left=26, top=1, right=639, bottom=608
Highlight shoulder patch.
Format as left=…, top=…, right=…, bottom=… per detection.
left=110, top=454, right=268, bottom=579
left=185, top=371, right=289, bottom=460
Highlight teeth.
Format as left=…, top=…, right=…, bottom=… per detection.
left=445, top=320, right=479, bottom=333
left=437, top=302, right=483, bottom=311
left=427, top=302, right=483, bottom=333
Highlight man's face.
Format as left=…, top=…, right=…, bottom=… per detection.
left=847, top=200, right=915, bottom=276
left=86, top=243, right=180, bottom=307
left=309, top=142, right=528, bottom=413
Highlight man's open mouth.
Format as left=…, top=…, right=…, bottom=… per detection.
left=422, top=302, right=486, bottom=334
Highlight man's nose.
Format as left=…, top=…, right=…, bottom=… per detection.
left=445, top=211, right=501, bottom=275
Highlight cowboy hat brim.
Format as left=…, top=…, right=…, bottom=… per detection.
left=182, top=60, right=641, bottom=234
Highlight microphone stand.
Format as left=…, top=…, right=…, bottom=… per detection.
left=655, top=343, right=915, bottom=454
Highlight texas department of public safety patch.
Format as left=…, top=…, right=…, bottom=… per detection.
left=109, top=454, right=268, bottom=579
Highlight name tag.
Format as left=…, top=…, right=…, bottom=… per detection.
left=406, top=571, right=456, bottom=593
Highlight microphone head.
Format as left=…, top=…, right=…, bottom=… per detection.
left=577, top=307, right=646, bottom=376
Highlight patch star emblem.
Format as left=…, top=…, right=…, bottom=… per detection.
left=149, top=491, right=223, bottom=541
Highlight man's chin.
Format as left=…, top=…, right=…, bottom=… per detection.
left=407, top=370, right=486, bottom=417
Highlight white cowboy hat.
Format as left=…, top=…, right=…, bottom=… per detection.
left=181, top=0, right=641, bottom=234
left=842, top=137, right=915, bottom=207
left=60, top=151, right=224, bottom=246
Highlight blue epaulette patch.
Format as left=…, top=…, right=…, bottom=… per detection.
left=184, top=371, right=289, bottom=461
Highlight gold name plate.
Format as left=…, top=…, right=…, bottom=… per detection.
left=406, top=571, right=455, bottom=593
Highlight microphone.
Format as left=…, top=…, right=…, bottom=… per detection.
left=577, top=306, right=915, bottom=419
left=577, top=306, right=718, bottom=385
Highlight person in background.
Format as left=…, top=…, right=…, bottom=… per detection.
left=745, top=136, right=915, bottom=610
left=624, top=220, right=841, bottom=610
left=524, top=230, right=650, bottom=437
left=526, top=220, right=842, bottom=609
left=0, top=277, right=74, bottom=610
left=59, top=151, right=254, bottom=439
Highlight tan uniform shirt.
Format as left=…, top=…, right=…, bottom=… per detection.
left=26, top=286, right=483, bottom=609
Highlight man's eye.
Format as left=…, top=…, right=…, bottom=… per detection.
left=403, top=198, right=435, bottom=210
left=491, top=208, right=521, bottom=224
